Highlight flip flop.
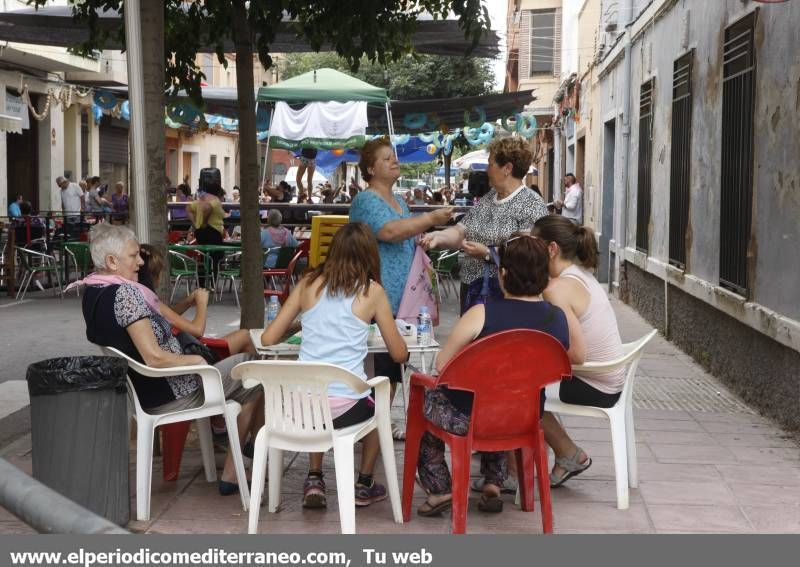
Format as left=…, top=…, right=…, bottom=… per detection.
left=550, top=447, right=592, bottom=488
left=477, top=493, right=503, bottom=514
left=417, top=497, right=452, bottom=517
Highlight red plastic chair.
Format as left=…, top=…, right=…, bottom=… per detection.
left=160, top=333, right=232, bottom=481
left=168, top=230, right=187, bottom=244
left=263, top=240, right=309, bottom=304
left=402, top=329, right=571, bottom=534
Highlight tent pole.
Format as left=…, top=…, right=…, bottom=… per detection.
left=260, top=103, right=275, bottom=190
left=254, top=100, right=260, bottom=183
left=385, top=101, right=397, bottom=157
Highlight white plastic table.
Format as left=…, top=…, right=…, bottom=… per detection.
left=250, top=329, right=440, bottom=374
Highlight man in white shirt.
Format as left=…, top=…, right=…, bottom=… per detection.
left=57, top=176, right=85, bottom=238
left=556, top=173, right=583, bottom=224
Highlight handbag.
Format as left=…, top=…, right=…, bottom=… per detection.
left=397, top=244, right=440, bottom=326
left=175, top=330, right=219, bottom=365
left=461, top=246, right=502, bottom=315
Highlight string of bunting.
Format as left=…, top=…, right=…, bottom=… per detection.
left=399, top=105, right=539, bottom=153
left=20, top=84, right=93, bottom=121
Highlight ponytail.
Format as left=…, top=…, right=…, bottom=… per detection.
left=574, top=226, right=598, bottom=270
left=533, top=215, right=599, bottom=271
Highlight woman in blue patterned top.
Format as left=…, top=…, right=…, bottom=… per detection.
left=349, top=137, right=453, bottom=438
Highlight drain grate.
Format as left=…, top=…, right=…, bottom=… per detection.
left=634, top=375, right=755, bottom=414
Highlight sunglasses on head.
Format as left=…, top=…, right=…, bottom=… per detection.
left=504, top=234, right=539, bottom=246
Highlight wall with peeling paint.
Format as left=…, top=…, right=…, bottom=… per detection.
left=594, top=0, right=800, bottom=321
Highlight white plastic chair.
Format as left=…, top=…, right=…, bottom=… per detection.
left=101, top=346, right=250, bottom=521
left=543, top=329, right=657, bottom=510
left=231, top=360, right=402, bottom=534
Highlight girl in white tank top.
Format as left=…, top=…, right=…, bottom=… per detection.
left=259, top=222, right=409, bottom=509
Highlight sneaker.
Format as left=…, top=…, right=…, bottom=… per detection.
left=302, top=474, right=327, bottom=509
left=355, top=481, right=387, bottom=507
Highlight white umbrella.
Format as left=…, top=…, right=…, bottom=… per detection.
left=452, top=149, right=489, bottom=170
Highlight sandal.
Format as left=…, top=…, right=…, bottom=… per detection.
left=470, top=477, right=518, bottom=494
left=550, top=447, right=592, bottom=488
left=417, top=496, right=452, bottom=517
left=477, top=493, right=503, bottom=514
left=391, top=422, right=406, bottom=441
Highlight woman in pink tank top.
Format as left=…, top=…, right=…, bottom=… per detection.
left=533, top=215, right=625, bottom=488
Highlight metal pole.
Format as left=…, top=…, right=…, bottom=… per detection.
left=385, top=101, right=397, bottom=157
left=124, top=0, right=148, bottom=240
left=0, top=458, right=129, bottom=534
left=616, top=0, right=634, bottom=284
left=260, top=104, right=275, bottom=189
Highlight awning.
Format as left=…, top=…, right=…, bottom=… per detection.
left=368, top=90, right=535, bottom=132
left=0, top=7, right=499, bottom=58
left=0, top=112, right=22, bottom=133
left=103, top=84, right=535, bottom=133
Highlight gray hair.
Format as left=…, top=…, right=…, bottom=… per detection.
left=267, top=209, right=283, bottom=228
left=90, top=223, right=137, bottom=270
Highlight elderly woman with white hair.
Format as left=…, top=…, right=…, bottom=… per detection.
left=78, top=224, right=263, bottom=496
left=260, top=209, right=298, bottom=268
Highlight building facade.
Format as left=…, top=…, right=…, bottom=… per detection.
left=0, top=21, right=101, bottom=215
left=578, top=0, right=800, bottom=432
left=505, top=0, right=563, bottom=200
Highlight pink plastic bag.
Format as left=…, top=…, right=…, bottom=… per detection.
left=397, top=245, right=440, bottom=326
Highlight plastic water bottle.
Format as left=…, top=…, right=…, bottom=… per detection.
left=266, top=296, right=280, bottom=325
left=417, top=306, right=432, bottom=346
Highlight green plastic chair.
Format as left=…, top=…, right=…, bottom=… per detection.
left=64, top=242, right=92, bottom=288
left=168, top=250, right=199, bottom=303
left=215, top=251, right=241, bottom=307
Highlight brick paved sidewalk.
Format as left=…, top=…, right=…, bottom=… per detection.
left=1, top=292, right=798, bottom=534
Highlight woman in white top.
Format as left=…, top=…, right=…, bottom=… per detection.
left=533, top=215, right=625, bottom=488
left=420, top=137, right=547, bottom=313
left=260, top=222, right=409, bottom=510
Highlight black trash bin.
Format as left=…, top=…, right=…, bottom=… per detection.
left=26, top=356, right=130, bottom=526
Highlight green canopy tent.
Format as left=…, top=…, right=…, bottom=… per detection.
left=257, top=68, right=389, bottom=105
left=256, top=68, right=397, bottom=187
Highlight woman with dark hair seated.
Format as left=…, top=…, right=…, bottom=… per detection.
left=415, top=233, right=581, bottom=517
left=533, top=215, right=624, bottom=488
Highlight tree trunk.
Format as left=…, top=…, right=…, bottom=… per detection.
left=232, top=0, right=264, bottom=328
left=140, top=1, right=168, bottom=298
